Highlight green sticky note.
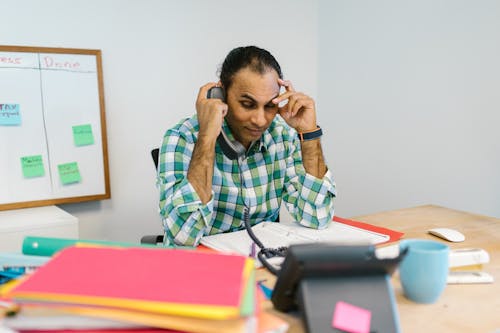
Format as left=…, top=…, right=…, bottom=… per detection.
left=21, top=155, right=45, bottom=178
left=72, top=124, right=94, bottom=146
left=58, top=162, right=81, bottom=184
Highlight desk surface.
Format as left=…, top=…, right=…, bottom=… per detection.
left=258, top=205, right=500, bottom=333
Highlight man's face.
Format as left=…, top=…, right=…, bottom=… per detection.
left=225, top=68, right=280, bottom=149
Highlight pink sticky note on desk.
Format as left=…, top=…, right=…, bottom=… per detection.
left=332, top=301, right=371, bottom=333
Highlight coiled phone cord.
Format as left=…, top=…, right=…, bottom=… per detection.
left=242, top=206, right=287, bottom=276
left=238, top=157, right=286, bottom=276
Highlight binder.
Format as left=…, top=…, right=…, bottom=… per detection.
left=21, top=236, right=161, bottom=257
left=7, top=246, right=255, bottom=320
left=5, top=284, right=288, bottom=333
left=5, top=304, right=255, bottom=333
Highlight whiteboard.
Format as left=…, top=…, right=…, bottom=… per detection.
left=0, top=46, right=110, bottom=210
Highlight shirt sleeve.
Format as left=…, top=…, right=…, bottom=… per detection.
left=156, top=128, right=214, bottom=246
left=282, top=135, right=337, bottom=229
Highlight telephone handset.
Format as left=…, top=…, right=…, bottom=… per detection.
left=207, top=87, right=246, bottom=160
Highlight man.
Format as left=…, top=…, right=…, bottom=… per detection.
left=157, top=46, right=336, bottom=246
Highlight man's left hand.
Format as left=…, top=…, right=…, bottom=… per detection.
left=273, top=78, right=317, bottom=132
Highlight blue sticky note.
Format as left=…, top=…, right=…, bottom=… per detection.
left=0, top=104, right=21, bottom=125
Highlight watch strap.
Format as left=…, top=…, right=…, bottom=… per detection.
left=298, top=126, right=323, bottom=142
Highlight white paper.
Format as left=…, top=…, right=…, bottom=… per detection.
left=201, top=221, right=390, bottom=267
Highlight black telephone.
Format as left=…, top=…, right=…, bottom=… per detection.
left=207, top=86, right=246, bottom=160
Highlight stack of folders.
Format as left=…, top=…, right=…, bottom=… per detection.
left=0, top=246, right=288, bottom=333
left=448, top=248, right=494, bottom=284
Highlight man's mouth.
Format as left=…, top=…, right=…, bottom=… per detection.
left=246, top=128, right=263, bottom=136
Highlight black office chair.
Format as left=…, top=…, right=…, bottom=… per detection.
left=150, top=147, right=159, bottom=171
left=140, top=148, right=165, bottom=245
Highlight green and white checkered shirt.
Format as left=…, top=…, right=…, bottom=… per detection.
left=157, top=114, right=336, bottom=246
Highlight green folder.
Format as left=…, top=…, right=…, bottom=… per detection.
left=22, top=236, right=190, bottom=257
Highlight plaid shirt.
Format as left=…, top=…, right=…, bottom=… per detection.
left=157, top=114, right=336, bottom=246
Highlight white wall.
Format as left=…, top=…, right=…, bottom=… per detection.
left=1, top=0, right=499, bottom=243
left=0, top=0, right=318, bottom=241
left=319, top=0, right=500, bottom=218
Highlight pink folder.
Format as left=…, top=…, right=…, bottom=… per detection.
left=8, top=246, right=254, bottom=319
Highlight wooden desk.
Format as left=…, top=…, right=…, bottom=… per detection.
left=258, top=205, right=500, bottom=333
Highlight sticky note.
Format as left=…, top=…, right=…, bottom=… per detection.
left=0, top=104, right=21, bottom=125
left=21, top=155, right=45, bottom=178
left=72, top=124, right=94, bottom=146
left=257, top=281, right=273, bottom=300
left=58, top=162, right=81, bottom=184
left=332, top=301, right=371, bottom=333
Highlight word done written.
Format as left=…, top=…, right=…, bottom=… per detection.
left=43, top=56, right=80, bottom=70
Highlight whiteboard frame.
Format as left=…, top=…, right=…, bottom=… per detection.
left=0, top=45, right=110, bottom=210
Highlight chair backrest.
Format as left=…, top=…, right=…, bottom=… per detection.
left=151, top=148, right=159, bottom=171
left=141, top=147, right=163, bottom=245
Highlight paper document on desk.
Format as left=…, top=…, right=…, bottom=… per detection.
left=201, top=220, right=390, bottom=267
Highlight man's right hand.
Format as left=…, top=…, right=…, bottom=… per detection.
left=188, top=83, right=227, bottom=204
left=195, top=82, right=228, bottom=141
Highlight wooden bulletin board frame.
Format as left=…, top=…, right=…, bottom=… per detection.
left=0, top=45, right=110, bottom=210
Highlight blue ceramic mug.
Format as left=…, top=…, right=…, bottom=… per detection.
left=399, top=239, right=449, bottom=303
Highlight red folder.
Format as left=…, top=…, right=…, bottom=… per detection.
left=333, top=216, right=404, bottom=244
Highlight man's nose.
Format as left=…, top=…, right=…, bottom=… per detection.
left=251, top=108, right=267, bottom=127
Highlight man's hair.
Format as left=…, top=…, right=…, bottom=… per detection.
left=219, top=46, right=283, bottom=90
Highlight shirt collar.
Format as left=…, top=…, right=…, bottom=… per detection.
left=221, top=119, right=271, bottom=156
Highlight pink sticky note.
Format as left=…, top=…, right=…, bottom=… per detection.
left=332, top=301, right=371, bottom=333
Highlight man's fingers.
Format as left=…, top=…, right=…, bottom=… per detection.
left=197, top=82, right=218, bottom=103
left=278, top=78, right=295, bottom=92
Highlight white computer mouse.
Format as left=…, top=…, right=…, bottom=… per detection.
left=428, top=228, right=465, bottom=242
